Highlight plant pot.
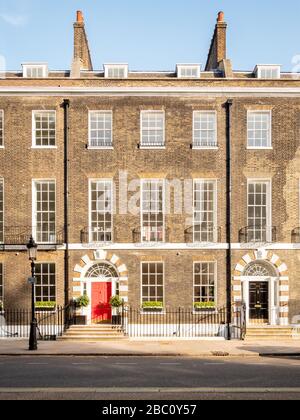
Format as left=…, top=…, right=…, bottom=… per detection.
left=194, top=307, right=215, bottom=312
left=112, top=314, right=122, bottom=325
left=36, top=307, right=56, bottom=312
left=143, top=307, right=163, bottom=313
left=74, top=315, right=87, bottom=326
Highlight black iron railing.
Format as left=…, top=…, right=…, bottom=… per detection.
left=80, top=226, right=113, bottom=244
left=192, top=140, right=218, bottom=148
left=120, top=304, right=246, bottom=340
left=239, top=226, right=277, bottom=243
left=0, top=304, right=76, bottom=340
left=185, top=225, right=221, bottom=244
left=132, top=226, right=170, bottom=243
left=292, top=228, right=300, bottom=243
left=138, top=141, right=165, bottom=148
left=1, top=226, right=64, bottom=247
left=89, top=140, right=113, bottom=148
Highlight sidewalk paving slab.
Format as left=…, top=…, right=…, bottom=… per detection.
left=0, top=339, right=299, bottom=357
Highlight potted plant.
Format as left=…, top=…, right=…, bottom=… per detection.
left=142, top=301, right=164, bottom=312
left=35, top=301, right=56, bottom=311
left=74, top=295, right=90, bottom=325
left=0, top=300, right=3, bottom=313
left=110, top=295, right=123, bottom=325
left=194, top=301, right=216, bottom=312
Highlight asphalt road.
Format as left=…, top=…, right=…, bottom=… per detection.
left=0, top=356, right=299, bottom=400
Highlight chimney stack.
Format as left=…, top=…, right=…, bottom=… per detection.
left=71, top=10, right=93, bottom=77
left=205, top=11, right=228, bottom=71
left=76, top=10, right=84, bottom=23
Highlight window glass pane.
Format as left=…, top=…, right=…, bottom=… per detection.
left=34, top=111, right=56, bottom=147
left=247, top=112, right=271, bottom=148
left=141, top=112, right=165, bottom=147
left=194, top=180, right=216, bottom=242
left=89, top=112, right=112, bottom=147
left=194, top=262, right=216, bottom=304
left=247, top=181, right=271, bottom=241
left=34, top=181, right=56, bottom=243
left=35, top=263, right=56, bottom=304
left=141, top=262, right=164, bottom=304
left=141, top=180, right=164, bottom=242
left=90, top=180, right=113, bottom=243
left=193, top=112, right=217, bottom=147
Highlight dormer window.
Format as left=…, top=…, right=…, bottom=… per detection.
left=22, top=63, right=48, bottom=78
left=177, top=64, right=201, bottom=79
left=104, top=64, right=128, bottom=79
left=255, top=65, right=281, bottom=79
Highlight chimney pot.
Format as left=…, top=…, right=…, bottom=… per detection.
left=76, top=10, right=84, bottom=23
left=217, top=11, right=224, bottom=23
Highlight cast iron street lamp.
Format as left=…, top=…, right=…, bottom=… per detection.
left=27, top=235, right=38, bottom=351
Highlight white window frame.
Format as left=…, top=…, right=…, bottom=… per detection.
left=255, top=65, right=281, bottom=79
left=247, top=110, right=272, bottom=149
left=177, top=64, right=201, bottom=79
left=0, top=178, right=3, bottom=244
left=247, top=179, right=272, bottom=242
left=22, top=63, right=48, bottom=78
left=88, top=111, right=113, bottom=149
left=88, top=179, right=113, bottom=244
left=32, top=179, right=56, bottom=244
left=193, top=261, right=217, bottom=310
left=34, top=262, right=56, bottom=307
left=140, top=261, right=165, bottom=309
left=193, top=179, right=218, bottom=243
left=193, top=111, right=218, bottom=149
left=32, top=110, right=57, bottom=148
left=140, top=110, right=165, bottom=149
left=104, top=64, right=128, bottom=79
left=0, top=110, right=4, bottom=148
left=141, top=179, right=165, bottom=243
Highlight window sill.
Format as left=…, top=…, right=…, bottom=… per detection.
left=87, top=146, right=114, bottom=150
left=140, top=310, right=165, bottom=315
left=193, top=309, right=217, bottom=315
left=192, top=146, right=219, bottom=150
left=138, top=145, right=166, bottom=150
left=31, top=146, right=58, bottom=150
left=36, top=310, right=56, bottom=314
left=247, top=147, right=273, bottom=150
left=0, top=146, right=4, bottom=149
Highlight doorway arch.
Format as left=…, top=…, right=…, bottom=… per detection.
left=73, top=251, right=129, bottom=324
left=233, top=251, right=289, bottom=326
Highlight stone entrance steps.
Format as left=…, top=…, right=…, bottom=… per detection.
left=245, top=326, right=296, bottom=341
left=60, top=325, right=127, bottom=342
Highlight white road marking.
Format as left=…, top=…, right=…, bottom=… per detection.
left=1, top=387, right=300, bottom=394
left=204, top=363, right=225, bottom=366
left=115, top=363, right=138, bottom=365
left=27, top=363, right=48, bottom=365
left=160, top=363, right=182, bottom=366
left=72, top=363, right=92, bottom=366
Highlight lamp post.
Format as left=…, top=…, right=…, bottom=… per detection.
left=27, top=235, right=38, bottom=351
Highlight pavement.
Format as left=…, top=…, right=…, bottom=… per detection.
left=0, top=338, right=299, bottom=357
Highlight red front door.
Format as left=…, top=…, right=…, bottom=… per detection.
left=91, top=282, right=112, bottom=323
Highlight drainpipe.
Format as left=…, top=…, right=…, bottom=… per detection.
left=225, top=99, right=233, bottom=340
left=62, top=99, right=70, bottom=307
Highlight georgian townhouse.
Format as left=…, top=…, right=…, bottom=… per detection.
left=0, top=11, right=300, bottom=339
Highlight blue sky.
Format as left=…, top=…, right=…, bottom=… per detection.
left=0, top=0, right=299, bottom=72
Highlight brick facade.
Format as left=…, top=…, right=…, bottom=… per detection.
left=0, top=11, right=299, bottom=327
